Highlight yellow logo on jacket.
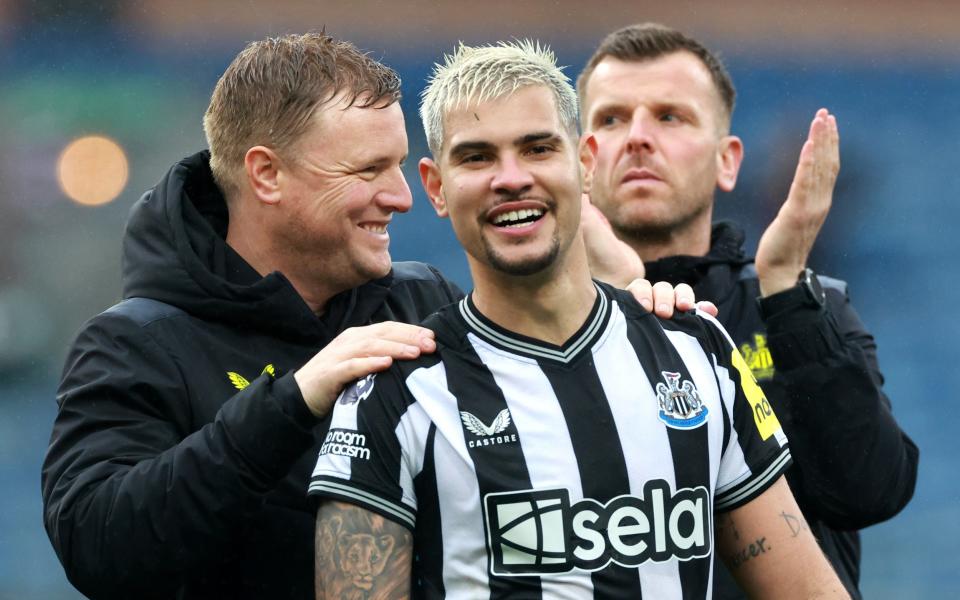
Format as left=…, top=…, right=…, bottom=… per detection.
left=730, top=349, right=781, bottom=441
left=226, top=364, right=276, bottom=390
left=740, top=333, right=774, bottom=381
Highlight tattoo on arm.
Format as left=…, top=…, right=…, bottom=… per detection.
left=728, top=536, right=771, bottom=570
left=721, top=511, right=811, bottom=572
left=316, top=501, right=412, bottom=600
left=780, top=510, right=810, bottom=538
left=717, top=512, right=773, bottom=572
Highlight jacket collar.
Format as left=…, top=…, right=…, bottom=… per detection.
left=643, top=221, right=751, bottom=286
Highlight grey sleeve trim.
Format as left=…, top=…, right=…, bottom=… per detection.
left=715, top=448, right=792, bottom=512
left=308, top=478, right=416, bottom=530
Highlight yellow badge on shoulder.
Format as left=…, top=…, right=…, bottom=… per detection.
left=739, top=333, right=775, bottom=381
left=730, top=349, right=780, bottom=440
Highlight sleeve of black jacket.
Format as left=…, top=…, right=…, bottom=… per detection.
left=41, top=312, right=317, bottom=599
left=761, top=279, right=919, bottom=530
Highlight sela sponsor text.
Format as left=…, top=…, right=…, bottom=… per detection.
left=484, top=480, right=711, bottom=575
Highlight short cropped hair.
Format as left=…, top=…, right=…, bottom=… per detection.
left=203, top=32, right=402, bottom=197
left=577, top=23, right=736, bottom=127
left=420, top=40, right=579, bottom=155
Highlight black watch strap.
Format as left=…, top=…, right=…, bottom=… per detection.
left=758, top=268, right=826, bottom=319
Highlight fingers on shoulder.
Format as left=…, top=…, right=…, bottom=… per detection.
left=347, top=322, right=435, bottom=346
left=651, top=280, right=676, bottom=318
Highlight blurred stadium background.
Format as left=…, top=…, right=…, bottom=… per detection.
left=1, top=1, right=957, bottom=597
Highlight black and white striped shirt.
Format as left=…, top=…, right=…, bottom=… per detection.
left=310, top=282, right=790, bottom=599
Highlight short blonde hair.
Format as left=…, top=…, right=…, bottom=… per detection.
left=203, top=32, right=401, bottom=198
left=420, top=40, right=579, bottom=155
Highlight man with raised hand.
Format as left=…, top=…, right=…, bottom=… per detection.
left=311, top=40, right=848, bottom=599
left=577, top=23, right=918, bottom=598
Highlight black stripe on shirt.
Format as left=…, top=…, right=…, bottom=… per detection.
left=413, top=424, right=445, bottom=599
left=625, top=315, right=713, bottom=600
left=540, top=355, right=644, bottom=600
left=444, top=346, right=543, bottom=600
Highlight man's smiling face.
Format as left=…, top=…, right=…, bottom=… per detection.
left=421, top=85, right=587, bottom=279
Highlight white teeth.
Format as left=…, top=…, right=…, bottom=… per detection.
left=362, top=224, right=387, bottom=234
left=493, top=208, right=544, bottom=225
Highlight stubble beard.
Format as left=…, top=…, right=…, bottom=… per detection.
left=603, top=183, right=714, bottom=253
left=282, top=219, right=391, bottom=293
left=481, top=230, right=562, bottom=277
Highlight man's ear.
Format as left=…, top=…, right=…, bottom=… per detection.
left=716, top=135, right=744, bottom=193
left=244, top=146, right=283, bottom=205
left=579, top=133, right=598, bottom=194
left=418, top=157, right=448, bottom=217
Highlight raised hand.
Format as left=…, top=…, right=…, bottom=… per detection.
left=294, top=322, right=436, bottom=417
left=755, top=109, right=840, bottom=297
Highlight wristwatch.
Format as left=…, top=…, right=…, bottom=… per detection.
left=797, top=267, right=827, bottom=308
left=758, top=267, right=827, bottom=318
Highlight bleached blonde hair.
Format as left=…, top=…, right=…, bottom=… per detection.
left=420, top=40, right=579, bottom=155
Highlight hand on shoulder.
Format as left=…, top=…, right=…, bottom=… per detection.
left=294, top=322, right=436, bottom=418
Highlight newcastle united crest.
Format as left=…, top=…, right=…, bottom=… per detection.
left=656, top=371, right=708, bottom=430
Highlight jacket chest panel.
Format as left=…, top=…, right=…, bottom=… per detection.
left=152, top=322, right=320, bottom=426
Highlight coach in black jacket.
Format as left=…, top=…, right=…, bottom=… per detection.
left=42, top=149, right=459, bottom=598
left=577, top=24, right=919, bottom=598
left=41, top=33, right=460, bottom=599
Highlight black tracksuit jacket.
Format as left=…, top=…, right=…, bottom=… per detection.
left=645, top=222, right=919, bottom=599
left=41, top=151, right=463, bottom=599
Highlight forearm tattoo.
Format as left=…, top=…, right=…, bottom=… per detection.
left=316, top=501, right=413, bottom=600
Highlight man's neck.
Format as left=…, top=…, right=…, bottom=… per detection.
left=469, top=241, right=597, bottom=346
left=622, top=216, right=712, bottom=264
left=225, top=206, right=338, bottom=316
